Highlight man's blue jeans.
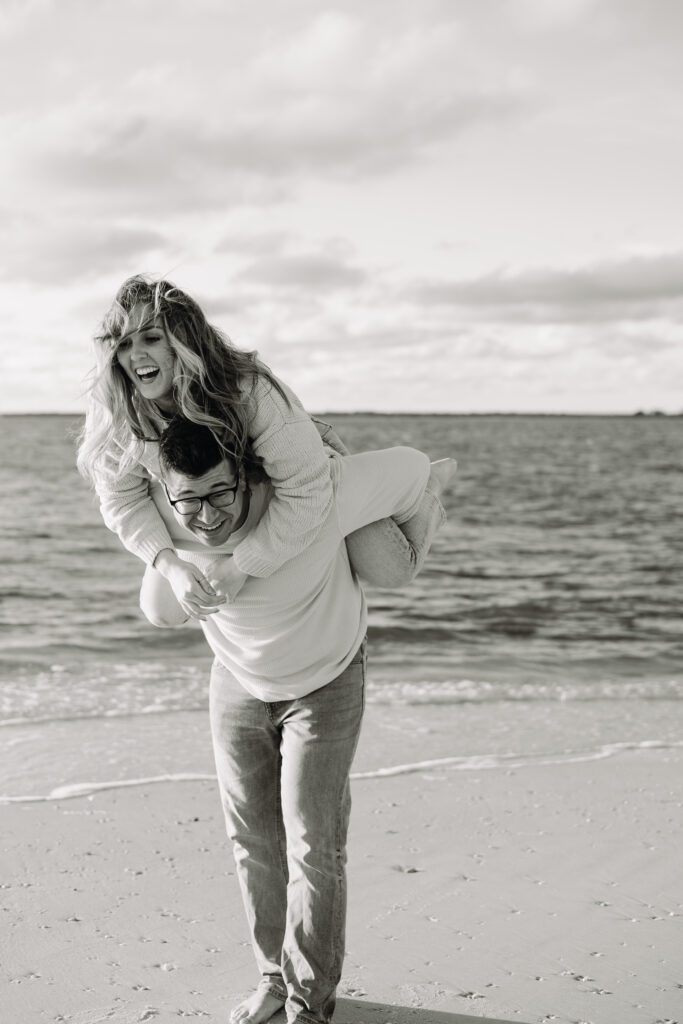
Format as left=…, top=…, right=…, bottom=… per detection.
left=209, top=641, right=366, bottom=1024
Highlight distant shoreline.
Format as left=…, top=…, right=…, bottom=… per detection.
left=3, top=410, right=681, bottom=419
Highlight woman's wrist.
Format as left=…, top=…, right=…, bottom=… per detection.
left=153, top=548, right=180, bottom=577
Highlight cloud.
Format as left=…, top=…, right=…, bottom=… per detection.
left=2, top=1, right=682, bottom=414
left=1, top=6, right=531, bottom=219
left=215, top=230, right=293, bottom=257
left=511, top=0, right=597, bottom=30
left=411, top=251, right=683, bottom=323
left=235, top=252, right=367, bottom=291
left=0, top=217, right=169, bottom=284
left=15, top=87, right=521, bottom=213
left=0, top=0, right=53, bottom=38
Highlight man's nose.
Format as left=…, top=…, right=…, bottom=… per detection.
left=196, top=501, right=221, bottom=524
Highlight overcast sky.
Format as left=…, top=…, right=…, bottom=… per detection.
left=1, top=0, right=681, bottom=413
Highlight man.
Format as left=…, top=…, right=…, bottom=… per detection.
left=140, top=417, right=453, bottom=1024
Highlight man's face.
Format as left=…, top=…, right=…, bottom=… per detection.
left=164, top=459, right=249, bottom=547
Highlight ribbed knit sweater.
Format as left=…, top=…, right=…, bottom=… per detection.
left=95, top=375, right=333, bottom=577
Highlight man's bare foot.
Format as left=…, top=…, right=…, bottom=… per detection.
left=428, top=458, right=457, bottom=497
left=230, top=989, right=286, bottom=1024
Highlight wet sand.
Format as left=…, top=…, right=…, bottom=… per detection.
left=2, top=745, right=681, bottom=1024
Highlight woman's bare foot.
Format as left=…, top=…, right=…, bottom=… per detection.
left=428, top=458, right=457, bottom=497
left=230, top=988, right=286, bottom=1024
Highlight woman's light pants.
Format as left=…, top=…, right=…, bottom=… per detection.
left=314, top=419, right=447, bottom=588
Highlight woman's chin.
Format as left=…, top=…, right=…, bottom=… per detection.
left=132, top=378, right=174, bottom=408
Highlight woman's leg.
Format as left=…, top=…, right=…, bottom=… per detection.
left=313, top=418, right=454, bottom=587
left=139, top=564, right=187, bottom=626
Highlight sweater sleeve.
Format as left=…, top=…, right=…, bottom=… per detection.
left=95, top=446, right=175, bottom=567
left=231, top=375, right=334, bottom=577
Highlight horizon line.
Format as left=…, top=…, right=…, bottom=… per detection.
left=1, top=410, right=681, bottom=418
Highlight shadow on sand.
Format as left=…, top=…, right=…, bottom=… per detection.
left=269, top=999, right=527, bottom=1023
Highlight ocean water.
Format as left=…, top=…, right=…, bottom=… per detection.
left=1, top=413, right=682, bottom=801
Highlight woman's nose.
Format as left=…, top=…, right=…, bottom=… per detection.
left=130, top=336, right=147, bottom=358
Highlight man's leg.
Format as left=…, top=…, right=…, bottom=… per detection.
left=209, top=661, right=289, bottom=1023
left=275, top=641, right=366, bottom=1024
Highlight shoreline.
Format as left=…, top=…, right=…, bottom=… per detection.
left=3, top=695, right=683, bottom=806
left=3, top=746, right=681, bottom=1024
left=3, top=737, right=683, bottom=806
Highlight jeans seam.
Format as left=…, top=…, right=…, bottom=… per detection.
left=275, top=750, right=288, bottom=880
left=424, top=487, right=448, bottom=527
left=333, top=795, right=345, bottom=983
left=259, top=977, right=287, bottom=1000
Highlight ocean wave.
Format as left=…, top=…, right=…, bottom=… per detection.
left=1, top=674, right=682, bottom=728
left=3, top=740, right=681, bottom=805
left=365, top=676, right=683, bottom=704
left=0, top=707, right=206, bottom=728
left=350, top=740, right=683, bottom=777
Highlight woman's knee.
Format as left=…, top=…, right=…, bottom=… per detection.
left=139, top=565, right=187, bottom=627
left=345, top=519, right=417, bottom=587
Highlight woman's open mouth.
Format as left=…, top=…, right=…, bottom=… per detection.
left=135, top=366, right=160, bottom=384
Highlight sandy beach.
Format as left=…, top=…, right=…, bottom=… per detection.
left=3, top=703, right=681, bottom=1024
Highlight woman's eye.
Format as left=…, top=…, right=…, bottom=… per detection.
left=116, top=339, right=131, bottom=353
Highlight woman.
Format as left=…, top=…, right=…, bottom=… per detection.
left=77, top=275, right=445, bottom=615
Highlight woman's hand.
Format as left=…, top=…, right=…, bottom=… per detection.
left=208, top=559, right=249, bottom=603
left=153, top=549, right=226, bottom=620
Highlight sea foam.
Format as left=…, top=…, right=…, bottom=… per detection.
left=2, top=740, right=681, bottom=805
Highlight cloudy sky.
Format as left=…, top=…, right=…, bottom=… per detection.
left=1, top=0, right=681, bottom=413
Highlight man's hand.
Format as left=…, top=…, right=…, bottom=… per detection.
left=153, top=549, right=226, bottom=620
left=208, top=558, right=249, bottom=604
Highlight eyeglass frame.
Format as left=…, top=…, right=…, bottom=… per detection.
left=163, top=477, right=242, bottom=516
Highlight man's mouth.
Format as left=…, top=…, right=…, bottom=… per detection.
left=194, top=519, right=228, bottom=534
left=134, top=366, right=160, bottom=384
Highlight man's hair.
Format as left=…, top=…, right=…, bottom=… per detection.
left=158, top=417, right=233, bottom=478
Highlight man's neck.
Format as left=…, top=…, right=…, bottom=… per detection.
left=232, top=487, right=251, bottom=533
left=222, top=480, right=270, bottom=549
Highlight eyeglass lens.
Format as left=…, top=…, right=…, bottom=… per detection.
left=175, top=489, right=237, bottom=514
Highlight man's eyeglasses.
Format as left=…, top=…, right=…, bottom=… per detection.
left=164, top=481, right=240, bottom=516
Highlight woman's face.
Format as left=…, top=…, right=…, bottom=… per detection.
left=115, top=310, right=176, bottom=408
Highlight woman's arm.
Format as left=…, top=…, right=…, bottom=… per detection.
left=96, top=459, right=175, bottom=566
left=231, top=376, right=335, bottom=577
left=96, top=459, right=223, bottom=618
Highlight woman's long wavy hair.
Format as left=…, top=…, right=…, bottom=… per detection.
left=77, top=275, right=288, bottom=485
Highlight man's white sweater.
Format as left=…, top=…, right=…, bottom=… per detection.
left=162, top=447, right=430, bottom=702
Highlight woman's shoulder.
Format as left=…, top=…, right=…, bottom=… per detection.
left=99, top=426, right=159, bottom=478
left=242, top=371, right=305, bottom=422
